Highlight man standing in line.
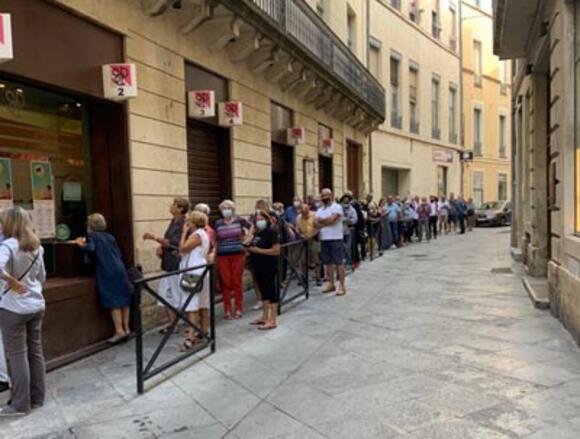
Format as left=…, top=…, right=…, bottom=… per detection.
left=315, top=188, right=346, bottom=296
left=385, top=196, right=402, bottom=248
left=455, top=194, right=468, bottom=234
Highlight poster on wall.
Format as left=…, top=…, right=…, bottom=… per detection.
left=0, top=157, right=13, bottom=210
left=0, top=14, right=13, bottom=63
left=30, top=161, right=55, bottom=239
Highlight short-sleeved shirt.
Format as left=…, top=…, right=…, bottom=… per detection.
left=215, top=217, right=250, bottom=256
left=250, top=226, right=279, bottom=271
left=297, top=213, right=317, bottom=239
left=385, top=203, right=401, bottom=222
left=162, top=218, right=184, bottom=272
left=315, top=202, right=344, bottom=241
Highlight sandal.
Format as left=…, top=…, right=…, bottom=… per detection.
left=180, top=338, right=201, bottom=352
left=107, top=333, right=128, bottom=344
left=336, top=288, right=347, bottom=296
left=224, top=312, right=233, bottom=320
left=322, top=286, right=336, bottom=294
left=234, top=311, right=243, bottom=319
left=250, top=319, right=266, bottom=326
left=258, top=322, right=277, bottom=331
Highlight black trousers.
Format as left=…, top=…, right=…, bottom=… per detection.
left=429, top=216, right=438, bottom=239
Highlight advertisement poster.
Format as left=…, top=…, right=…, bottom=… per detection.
left=30, top=161, right=55, bottom=239
left=0, top=157, right=13, bottom=210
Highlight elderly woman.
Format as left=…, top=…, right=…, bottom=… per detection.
left=193, top=203, right=216, bottom=263
left=142, top=197, right=190, bottom=333
left=178, top=211, right=210, bottom=350
left=247, top=210, right=281, bottom=330
left=215, top=200, right=250, bottom=319
left=75, top=213, right=131, bottom=343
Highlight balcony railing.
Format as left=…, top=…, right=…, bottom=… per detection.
left=432, top=126, right=441, bottom=139
left=410, top=119, right=420, bottom=134
left=449, top=132, right=458, bottom=144
left=235, top=0, right=385, bottom=120
left=474, top=141, right=483, bottom=155
left=391, top=111, right=402, bottom=129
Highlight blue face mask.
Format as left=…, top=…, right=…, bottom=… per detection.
left=221, top=209, right=233, bottom=219
left=256, top=219, right=268, bottom=231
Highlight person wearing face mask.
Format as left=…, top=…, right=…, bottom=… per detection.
left=215, top=200, right=250, bottom=320
left=340, top=194, right=358, bottom=267
left=315, top=188, right=346, bottom=296
left=247, top=211, right=281, bottom=330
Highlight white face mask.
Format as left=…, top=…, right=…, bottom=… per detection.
left=293, top=201, right=301, bottom=208
left=222, top=209, right=233, bottom=219
left=256, top=219, right=268, bottom=231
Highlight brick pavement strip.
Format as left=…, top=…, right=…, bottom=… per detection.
left=2, top=229, right=580, bottom=438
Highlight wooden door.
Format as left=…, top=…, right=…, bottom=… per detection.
left=347, top=141, right=362, bottom=198
left=318, top=155, right=333, bottom=191
left=187, top=119, right=231, bottom=218
left=271, top=142, right=294, bottom=206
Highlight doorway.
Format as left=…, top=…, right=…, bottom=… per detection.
left=347, top=140, right=362, bottom=198
left=318, top=155, right=333, bottom=191
left=272, top=142, right=295, bottom=206
left=381, top=168, right=399, bottom=199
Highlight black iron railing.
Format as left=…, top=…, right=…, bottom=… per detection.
left=224, top=0, right=385, bottom=121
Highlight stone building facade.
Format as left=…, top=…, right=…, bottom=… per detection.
left=462, top=0, right=511, bottom=206
left=368, top=0, right=463, bottom=199
left=494, top=0, right=580, bottom=342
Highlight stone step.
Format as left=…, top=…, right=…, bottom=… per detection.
left=522, top=276, right=550, bottom=310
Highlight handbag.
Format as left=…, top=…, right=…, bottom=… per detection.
left=0, top=244, right=41, bottom=299
left=179, top=250, right=204, bottom=294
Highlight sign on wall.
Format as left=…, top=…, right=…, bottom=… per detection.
left=320, top=138, right=334, bottom=157
left=0, top=14, right=13, bottom=63
left=460, top=151, right=474, bottom=162
left=0, top=157, right=13, bottom=210
left=30, top=161, right=55, bottom=239
left=432, top=149, right=454, bottom=163
left=188, top=90, right=215, bottom=118
left=102, top=63, right=138, bottom=101
left=218, top=101, right=243, bottom=126
left=287, top=127, right=306, bottom=145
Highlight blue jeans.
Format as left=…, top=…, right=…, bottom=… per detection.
left=389, top=221, right=399, bottom=247
left=343, top=234, right=353, bottom=266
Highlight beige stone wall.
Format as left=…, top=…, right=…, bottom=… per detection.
left=369, top=0, right=462, bottom=197
left=461, top=0, right=512, bottom=203
left=53, top=0, right=370, bottom=275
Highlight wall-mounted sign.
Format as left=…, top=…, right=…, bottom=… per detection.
left=102, top=63, right=137, bottom=101
left=30, top=161, right=55, bottom=239
left=320, top=138, right=334, bottom=157
left=432, top=149, right=454, bottom=163
left=287, top=127, right=306, bottom=145
left=0, top=14, right=13, bottom=63
left=0, top=157, right=13, bottom=210
left=188, top=90, right=215, bottom=118
left=218, top=101, right=243, bottom=126
left=460, top=151, right=474, bottom=161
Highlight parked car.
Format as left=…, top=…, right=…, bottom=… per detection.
left=476, top=201, right=512, bottom=227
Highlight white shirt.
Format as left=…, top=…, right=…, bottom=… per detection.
left=0, top=238, right=46, bottom=315
left=437, top=201, right=450, bottom=215
left=316, top=202, right=344, bottom=241
left=429, top=202, right=438, bottom=217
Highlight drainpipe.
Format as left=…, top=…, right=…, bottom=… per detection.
left=459, top=0, right=465, bottom=195
left=367, top=0, right=374, bottom=196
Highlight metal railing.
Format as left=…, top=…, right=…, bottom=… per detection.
left=238, top=0, right=385, bottom=120
left=410, top=119, right=420, bottom=134
left=132, top=264, right=216, bottom=394
left=276, top=239, right=309, bottom=314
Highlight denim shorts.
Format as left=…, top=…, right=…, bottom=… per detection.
left=321, top=240, right=345, bottom=266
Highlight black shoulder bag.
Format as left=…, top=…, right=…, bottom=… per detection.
left=0, top=245, right=40, bottom=299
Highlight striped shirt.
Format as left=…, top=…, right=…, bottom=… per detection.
left=215, top=218, right=250, bottom=256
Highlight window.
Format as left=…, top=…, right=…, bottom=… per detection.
left=432, top=11, right=440, bottom=39
left=474, top=108, right=482, bottom=155
left=410, top=66, right=419, bottom=134
left=409, top=0, right=419, bottom=22
left=498, top=173, right=508, bottom=202
left=437, top=166, right=448, bottom=196
left=499, top=115, right=507, bottom=158
left=347, top=7, right=357, bottom=52
left=474, top=40, right=483, bottom=85
left=449, top=7, right=457, bottom=51
left=369, top=43, right=382, bottom=82
left=391, top=0, right=401, bottom=10
left=499, top=61, right=508, bottom=94
left=473, top=171, right=484, bottom=207
left=432, top=78, right=440, bottom=138
left=449, top=87, right=457, bottom=143
left=390, top=56, right=401, bottom=128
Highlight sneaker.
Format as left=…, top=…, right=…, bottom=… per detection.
left=0, top=406, right=27, bottom=417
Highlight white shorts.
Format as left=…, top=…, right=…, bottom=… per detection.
left=182, top=277, right=210, bottom=312
left=157, top=274, right=182, bottom=309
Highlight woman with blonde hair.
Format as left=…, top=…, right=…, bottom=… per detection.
left=178, top=210, right=210, bottom=350
left=0, top=207, right=46, bottom=416
left=75, top=213, right=131, bottom=343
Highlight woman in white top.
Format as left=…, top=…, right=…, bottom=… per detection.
left=178, top=210, right=210, bottom=351
left=0, top=207, right=46, bottom=417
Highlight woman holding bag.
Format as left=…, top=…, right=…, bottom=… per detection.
left=0, top=207, right=46, bottom=417
left=178, top=211, right=210, bottom=351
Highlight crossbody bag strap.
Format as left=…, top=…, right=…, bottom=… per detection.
left=1, top=248, right=40, bottom=298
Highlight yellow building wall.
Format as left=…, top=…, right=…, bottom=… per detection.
left=461, top=0, right=512, bottom=203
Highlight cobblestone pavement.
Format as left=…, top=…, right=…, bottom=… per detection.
left=3, top=228, right=580, bottom=439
